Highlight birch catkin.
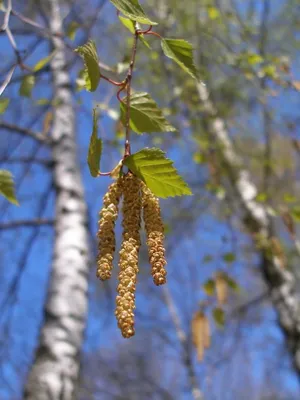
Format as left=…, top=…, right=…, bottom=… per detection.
left=115, top=174, right=142, bottom=338
left=96, top=179, right=123, bottom=280
left=142, top=183, right=167, bottom=286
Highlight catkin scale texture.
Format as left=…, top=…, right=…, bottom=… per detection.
left=142, top=183, right=167, bottom=285
left=96, top=179, right=122, bottom=280
left=115, top=174, right=142, bottom=338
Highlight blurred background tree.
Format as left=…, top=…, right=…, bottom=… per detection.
left=0, top=0, right=300, bottom=399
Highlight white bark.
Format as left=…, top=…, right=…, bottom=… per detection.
left=25, top=1, right=90, bottom=398
left=196, top=82, right=300, bottom=373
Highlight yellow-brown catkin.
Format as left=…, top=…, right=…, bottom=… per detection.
left=192, top=311, right=210, bottom=362
left=142, top=183, right=167, bottom=286
left=215, top=271, right=228, bottom=306
left=96, top=179, right=123, bottom=281
left=115, top=174, right=142, bottom=338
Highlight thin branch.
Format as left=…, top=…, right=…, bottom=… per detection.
left=0, top=156, right=52, bottom=166
left=0, top=65, right=16, bottom=96
left=0, top=219, right=54, bottom=230
left=124, top=26, right=139, bottom=157
left=0, top=0, right=12, bottom=31
left=0, top=121, right=51, bottom=144
left=162, top=286, right=203, bottom=400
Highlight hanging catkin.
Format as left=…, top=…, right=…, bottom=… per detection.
left=192, top=311, right=210, bottom=361
left=142, top=183, right=167, bottom=285
left=96, top=178, right=123, bottom=281
left=115, top=174, right=142, bottom=338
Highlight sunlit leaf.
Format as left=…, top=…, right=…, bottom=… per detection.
left=0, top=98, right=9, bottom=114
left=33, top=51, right=55, bottom=72
left=212, top=307, right=225, bottom=328
left=75, top=40, right=100, bottom=92
left=87, top=109, right=102, bottom=177
left=66, top=21, right=80, bottom=41
left=110, top=0, right=157, bottom=25
left=203, top=279, right=215, bottom=296
left=123, top=147, right=192, bottom=198
left=0, top=169, right=18, bottom=205
left=19, top=75, right=35, bottom=97
left=161, top=38, right=198, bottom=79
left=120, top=92, right=176, bottom=133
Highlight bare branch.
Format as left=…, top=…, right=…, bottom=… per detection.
left=0, top=219, right=54, bottom=230
left=0, top=121, right=51, bottom=144
left=0, top=65, right=16, bottom=96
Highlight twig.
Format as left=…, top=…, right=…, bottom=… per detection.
left=124, top=26, right=139, bottom=157
left=0, top=0, right=12, bottom=31
left=162, top=286, right=203, bottom=400
left=0, top=65, right=16, bottom=96
left=0, top=219, right=54, bottom=230
left=0, top=121, right=51, bottom=144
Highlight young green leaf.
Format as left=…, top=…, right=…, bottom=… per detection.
left=222, top=252, right=236, bottom=263
left=66, top=21, right=80, bottom=41
left=161, top=39, right=198, bottom=79
left=212, top=307, right=225, bottom=328
left=87, top=109, right=102, bottom=177
left=75, top=40, right=100, bottom=92
left=120, top=92, right=176, bottom=133
left=33, top=51, right=55, bottom=72
left=0, top=169, right=18, bottom=205
left=118, top=16, right=151, bottom=49
left=123, top=147, right=192, bottom=198
left=203, top=279, right=215, bottom=296
left=0, top=98, right=9, bottom=114
left=110, top=0, right=157, bottom=25
left=19, top=75, right=35, bottom=98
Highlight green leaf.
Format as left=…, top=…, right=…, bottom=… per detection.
left=19, top=75, right=35, bottom=98
left=0, top=98, right=9, bottom=114
left=110, top=0, right=157, bottom=25
left=212, top=307, right=225, bottom=328
left=0, top=169, right=18, bottom=205
left=66, top=21, right=80, bottom=41
left=291, top=206, right=300, bottom=222
left=203, top=279, right=215, bottom=296
left=226, top=277, right=240, bottom=293
left=118, top=16, right=151, bottom=48
left=35, top=98, right=50, bottom=106
left=207, top=6, right=220, bottom=20
left=283, top=193, right=297, bottom=203
left=87, top=109, right=102, bottom=177
left=123, top=147, right=192, bottom=198
left=161, top=39, right=198, bottom=79
left=75, top=40, right=100, bottom=92
left=120, top=92, right=176, bottom=134
left=222, top=252, right=235, bottom=263
left=33, top=51, right=55, bottom=72
left=255, top=192, right=267, bottom=203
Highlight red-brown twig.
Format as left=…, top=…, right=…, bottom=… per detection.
left=124, top=26, right=139, bottom=157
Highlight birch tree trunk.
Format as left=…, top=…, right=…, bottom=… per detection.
left=25, top=1, right=90, bottom=398
left=196, top=82, right=300, bottom=375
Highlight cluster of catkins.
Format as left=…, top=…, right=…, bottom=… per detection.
left=96, top=173, right=167, bottom=338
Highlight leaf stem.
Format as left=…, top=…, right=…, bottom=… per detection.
left=124, top=26, right=139, bottom=157
left=137, top=25, right=152, bottom=35
left=100, top=73, right=125, bottom=87
left=144, top=31, right=162, bottom=39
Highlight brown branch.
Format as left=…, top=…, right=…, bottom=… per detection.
left=124, top=26, right=139, bottom=157
left=162, top=286, right=203, bottom=400
left=0, top=219, right=54, bottom=230
left=0, top=121, right=51, bottom=144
